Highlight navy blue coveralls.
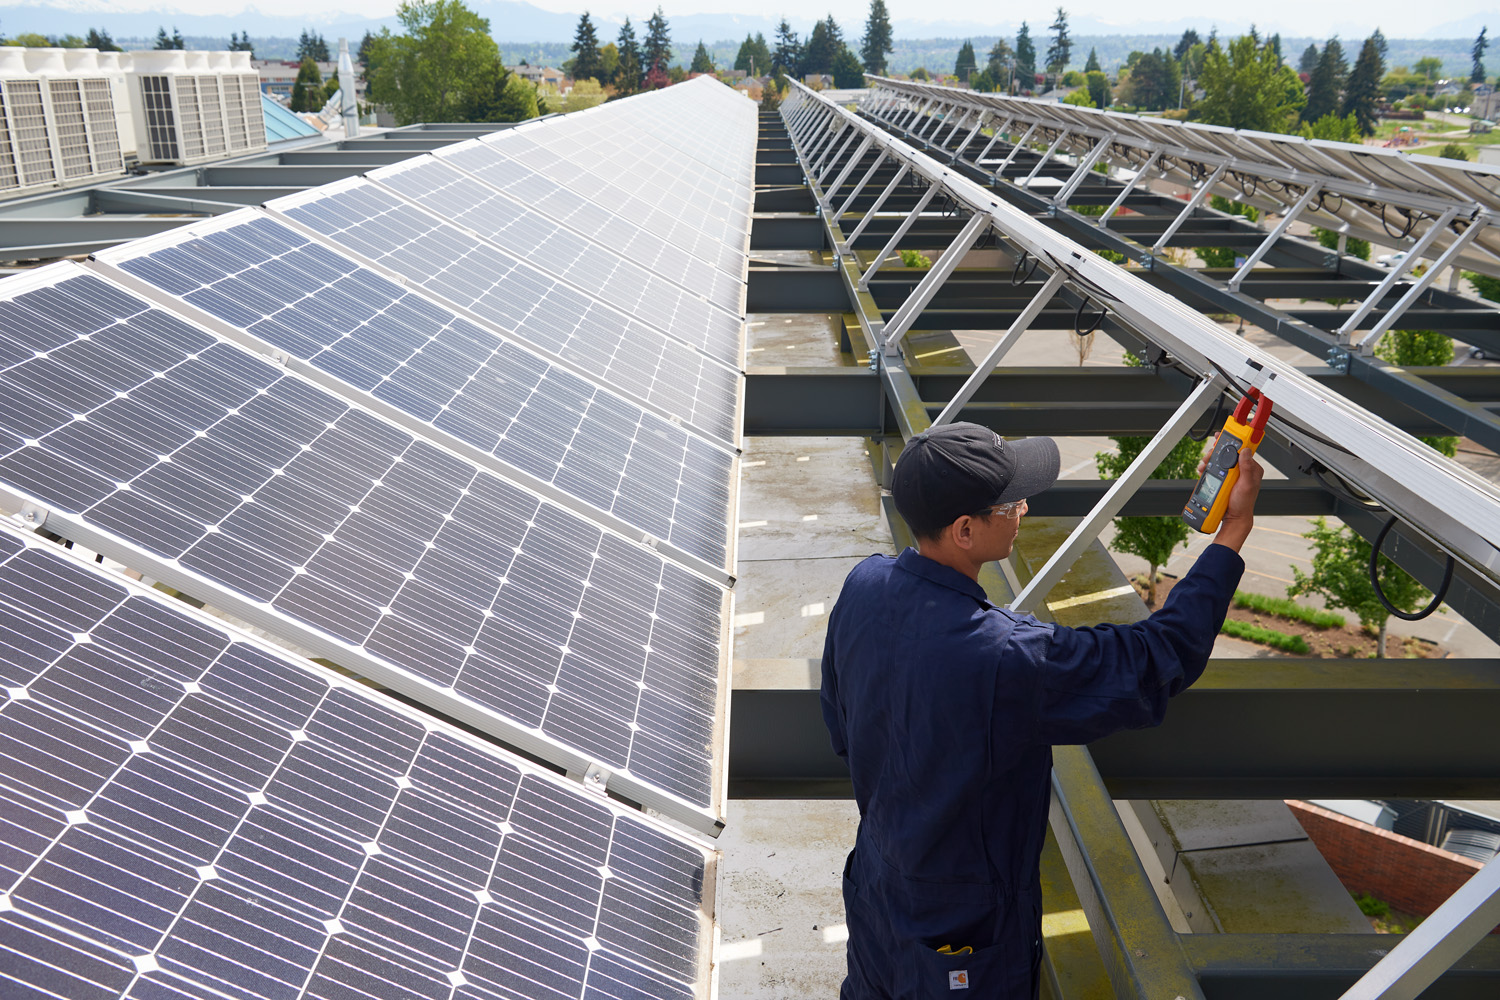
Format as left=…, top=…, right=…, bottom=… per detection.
left=821, top=544, right=1243, bottom=998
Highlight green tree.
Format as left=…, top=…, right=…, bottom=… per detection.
left=1288, top=517, right=1431, bottom=656
left=1298, top=112, right=1361, bottom=142
left=986, top=38, right=1014, bottom=83
left=154, top=26, right=185, bottom=50
left=1063, top=86, right=1094, bottom=107
left=803, top=19, right=834, bottom=75
left=290, top=56, right=327, bottom=112
left=954, top=40, right=977, bottom=82
left=616, top=18, right=642, bottom=93
left=642, top=7, right=672, bottom=78
left=364, top=0, right=502, bottom=125
left=1096, top=427, right=1205, bottom=606
left=736, top=32, right=771, bottom=76
left=1437, top=142, right=1470, bottom=160
left=832, top=44, right=864, bottom=88
left=357, top=31, right=378, bottom=68
left=1046, top=6, right=1072, bottom=85
left=689, top=39, right=713, bottom=74
left=599, top=42, right=620, bottom=83
left=1122, top=48, right=1179, bottom=111
left=1197, top=34, right=1304, bottom=131
left=1085, top=69, right=1110, bottom=109
left=1414, top=55, right=1443, bottom=87
left=1303, top=38, right=1347, bottom=123
left=969, top=67, right=998, bottom=93
left=1015, top=22, right=1037, bottom=91
left=298, top=29, right=330, bottom=62
left=1084, top=47, right=1101, bottom=73
left=1311, top=225, right=1370, bottom=261
left=480, top=69, right=539, bottom=121
left=1175, top=29, right=1201, bottom=63
left=909, top=66, right=931, bottom=82
left=86, top=28, right=121, bottom=51
left=228, top=31, right=254, bottom=55
left=860, top=0, right=894, bottom=75
left=1473, top=27, right=1488, bottom=83
left=571, top=12, right=603, bottom=84
left=1463, top=271, right=1500, bottom=302
left=1376, top=330, right=1459, bottom=457
left=773, top=18, right=801, bottom=78
left=1341, top=34, right=1384, bottom=135
left=1298, top=43, right=1320, bottom=76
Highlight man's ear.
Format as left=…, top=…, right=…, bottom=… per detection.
left=949, top=515, right=974, bottom=550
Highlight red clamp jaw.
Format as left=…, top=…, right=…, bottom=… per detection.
left=1231, top=387, right=1273, bottom=444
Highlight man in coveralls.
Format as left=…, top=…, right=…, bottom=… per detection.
left=821, top=422, right=1261, bottom=998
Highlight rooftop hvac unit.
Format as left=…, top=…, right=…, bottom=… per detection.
left=0, top=47, right=127, bottom=197
left=129, top=50, right=267, bottom=166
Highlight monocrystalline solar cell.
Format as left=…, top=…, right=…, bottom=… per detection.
left=0, top=267, right=728, bottom=820
left=95, top=214, right=736, bottom=570
left=0, top=523, right=715, bottom=1000
left=364, top=158, right=745, bottom=360
left=264, top=178, right=741, bottom=440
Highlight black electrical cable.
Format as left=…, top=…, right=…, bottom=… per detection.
left=1074, top=296, right=1107, bottom=335
left=1010, top=251, right=1039, bottom=286
left=1188, top=394, right=1227, bottom=442
left=1382, top=207, right=1418, bottom=240
left=1370, top=515, right=1454, bottom=621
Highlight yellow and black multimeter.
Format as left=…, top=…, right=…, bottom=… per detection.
left=1183, top=388, right=1272, bottom=534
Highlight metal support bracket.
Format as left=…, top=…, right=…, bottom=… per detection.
left=1151, top=164, right=1227, bottom=254
left=970, top=115, right=1014, bottom=167
left=1020, top=129, right=1072, bottom=189
left=1226, top=182, right=1323, bottom=293
left=1053, top=134, right=1115, bottom=209
left=582, top=762, right=612, bottom=797
left=858, top=180, right=941, bottom=291
left=995, top=122, right=1041, bottom=178
left=846, top=162, right=913, bottom=247
left=1351, top=216, right=1490, bottom=351
left=1335, top=205, right=1463, bottom=342
left=952, top=112, right=991, bottom=160
left=1008, top=375, right=1226, bottom=614
left=13, top=501, right=48, bottom=530
left=823, top=136, right=874, bottom=209
left=932, top=269, right=1067, bottom=427
left=1099, top=150, right=1161, bottom=229
left=880, top=211, right=992, bottom=354
left=835, top=150, right=889, bottom=220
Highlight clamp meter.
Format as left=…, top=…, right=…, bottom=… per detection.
left=1183, top=388, right=1272, bottom=534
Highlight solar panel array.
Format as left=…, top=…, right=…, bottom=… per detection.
left=865, top=76, right=1500, bottom=279
left=0, top=79, right=753, bottom=996
left=0, top=521, right=717, bottom=1000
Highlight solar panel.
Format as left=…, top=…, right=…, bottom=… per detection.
left=262, top=177, right=741, bottom=443
left=364, top=156, right=745, bottom=359
left=435, top=138, right=746, bottom=304
left=93, top=212, right=737, bottom=574
left=0, top=521, right=717, bottom=999
left=0, top=265, right=730, bottom=830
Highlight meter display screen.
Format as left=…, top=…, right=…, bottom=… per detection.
left=1193, top=471, right=1223, bottom=507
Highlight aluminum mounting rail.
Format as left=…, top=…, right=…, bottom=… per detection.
left=862, top=76, right=1500, bottom=279
left=783, top=81, right=1500, bottom=600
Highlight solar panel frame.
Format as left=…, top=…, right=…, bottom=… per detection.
left=0, top=518, right=721, bottom=999
left=89, top=210, right=741, bottom=587
left=0, top=261, right=736, bottom=836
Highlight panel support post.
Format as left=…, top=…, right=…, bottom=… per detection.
left=995, top=122, right=1041, bottom=178
left=1019, top=129, right=1072, bottom=189
left=1334, top=205, right=1461, bottom=338
left=1053, top=134, right=1115, bottom=209
left=1338, top=855, right=1500, bottom=1000
left=932, top=269, right=1068, bottom=427
left=822, top=136, right=874, bottom=208
left=812, top=123, right=853, bottom=176
left=1008, top=375, right=1226, bottom=614
left=1351, top=217, right=1489, bottom=351
left=952, top=112, right=990, bottom=160
left=970, top=115, right=1015, bottom=165
left=880, top=211, right=992, bottom=354
left=857, top=178, right=939, bottom=289
left=1150, top=164, right=1227, bottom=254
left=845, top=162, right=912, bottom=247
left=834, top=150, right=890, bottom=219
left=1226, top=182, right=1323, bottom=293
left=1098, top=150, right=1160, bottom=229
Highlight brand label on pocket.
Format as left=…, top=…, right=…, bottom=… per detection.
left=949, top=970, right=969, bottom=990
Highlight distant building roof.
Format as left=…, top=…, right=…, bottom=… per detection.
left=261, top=94, right=322, bottom=143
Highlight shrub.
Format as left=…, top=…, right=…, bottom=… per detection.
left=1233, top=590, right=1345, bottom=628
left=1353, top=892, right=1390, bottom=918
left=899, top=249, right=932, bottom=268
left=1220, top=620, right=1311, bottom=653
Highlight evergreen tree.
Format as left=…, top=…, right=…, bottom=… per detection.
left=642, top=7, right=672, bottom=78
left=1084, top=46, right=1101, bottom=73
left=172, top=28, right=186, bottom=49
left=735, top=33, right=772, bottom=76
left=1015, top=22, right=1037, bottom=91
left=773, top=18, right=801, bottom=77
left=1085, top=68, right=1110, bottom=108
left=570, top=12, right=603, bottom=83
left=825, top=14, right=844, bottom=51
left=1197, top=34, right=1305, bottom=131
left=1174, top=29, right=1199, bottom=63
left=987, top=38, right=1014, bottom=78
left=689, top=40, right=713, bottom=74
left=616, top=19, right=642, bottom=93
left=1126, top=48, right=1180, bottom=111
left=832, top=44, right=864, bottom=88
left=1302, top=38, right=1347, bottom=123
left=860, top=0, right=893, bottom=76
left=357, top=31, right=378, bottom=66
left=1298, top=43, right=1320, bottom=76
left=85, top=28, right=121, bottom=52
left=1370, top=28, right=1387, bottom=61
left=228, top=31, right=254, bottom=55
left=954, top=40, right=977, bottom=82
left=290, top=56, right=326, bottom=112
left=1341, top=34, right=1384, bottom=136
left=804, top=17, right=843, bottom=75
left=1045, top=6, right=1072, bottom=83
left=153, top=26, right=183, bottom=50
left=1474, top=27, right=1489, bottom=83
